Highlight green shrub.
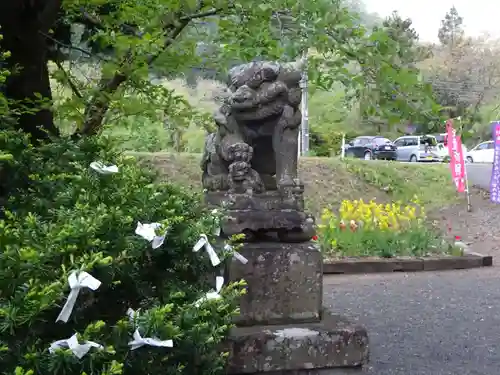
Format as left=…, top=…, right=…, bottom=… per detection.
left=310, top=129, right=364, bottom=157
left=0, top=129, right=243, bottom=375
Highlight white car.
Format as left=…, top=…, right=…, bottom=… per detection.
left=434, top=142, right=468, bottom=161
left=466, top=141, right=494, bottom=163
left=433, top=133, right=468, bottom=160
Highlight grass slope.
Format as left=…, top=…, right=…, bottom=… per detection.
left=132, top=152, right=460, bottom=215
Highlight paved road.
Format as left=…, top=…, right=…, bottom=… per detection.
left=324, top=269, right=500, bottom=375
left=466, top=163, right=492, bottom=191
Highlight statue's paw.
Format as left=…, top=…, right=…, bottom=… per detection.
left=228, top=142, right=253, bottom=162
left=229, top=161, right=250, bottom=180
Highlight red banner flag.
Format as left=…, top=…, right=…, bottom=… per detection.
left=446, top=120, right=466, bottom=193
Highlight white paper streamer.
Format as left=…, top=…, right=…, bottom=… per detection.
left=90, top=161, right=119, bottom=174
left=193, top=234, right=221, bottom=266
left=135, top=222, right=167, bottom=249
left=49, top=334, right=103, bottom=359
left=128, top=329, right=174, bottom=350
left=195, top=276, right=224, bottom=306
left=56, top=271, right=101, bottom=323
left=211, top=209, right=221, bottom=236
left=224, top=244, right=248, bottom=264
left=127, top=307, right=140, bottom=325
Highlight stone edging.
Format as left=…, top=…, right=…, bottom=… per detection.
left=323, top=251, right=493, bottom=275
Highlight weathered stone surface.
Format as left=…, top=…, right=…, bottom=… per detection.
left=227, top=311, right=369, bottom=374
left=227, top=241, right=322, bottom=326
left=205, top=190, right=315, bottom=240
left=205, top=190, right=305, bottom=211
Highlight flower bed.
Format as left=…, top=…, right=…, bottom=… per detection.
left=317, top=197, right=461, bottom=259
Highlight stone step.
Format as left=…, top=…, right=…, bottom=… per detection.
left=227, top=311, right=369, bottom=374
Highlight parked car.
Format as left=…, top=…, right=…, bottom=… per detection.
left=465, top=140, right=494, bottom=163
left=393, top=135, right=441, bottom=162
left=344, top=136, right=397, bottom=160
left=431, top=133, right=468, bottom=162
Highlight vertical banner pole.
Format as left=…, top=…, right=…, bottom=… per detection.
left=341, top=133, right=346, bottom=159
left=298, top=130, right=301, bottom=159
left=464, top=162, right=472, bottom=212
left=299, top=50, right=309, bottom=157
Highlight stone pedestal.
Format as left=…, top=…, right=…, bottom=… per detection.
left=226, top=241, right=369, bottom=374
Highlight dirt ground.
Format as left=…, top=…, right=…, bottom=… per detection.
left=430, top=187, right=500, bottom=259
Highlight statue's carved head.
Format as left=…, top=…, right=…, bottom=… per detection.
left=228, top=61, right=280, bottom=91
left=214, top=60, right=303, bottom=126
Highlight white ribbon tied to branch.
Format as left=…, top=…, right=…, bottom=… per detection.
left=224, top=243, right=248, bottom=264
left=195, top=276, right=224, bottom=307
left=128, top=329, right=174, bottom=350
left=49, top=333, right=103, bottom=359
left=135, top=222, right=167, bottom=249
left=56, top=271, right=102, bottom=323
left=193, top=234, right=221, bottom=266
left=90, top=161, right=119, bottom=174
left=127, top=307, right=140, bottom=325
left=211, top=209, right=221, bottom=236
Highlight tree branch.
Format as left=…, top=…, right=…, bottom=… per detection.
left=78, top=4, right=229, bottom=136
left=179, top=7, right=222, bottom=21
left=54, top=59, right=83, bottom=99
left=39, top=30, right=109, bottom=62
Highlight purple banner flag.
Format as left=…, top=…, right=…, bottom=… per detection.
left=492, top=121, right=500, bottom=139
left=490, top=124, right=500, bottom=203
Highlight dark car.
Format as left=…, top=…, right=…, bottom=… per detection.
left=344, top=136, right=397, bottom=161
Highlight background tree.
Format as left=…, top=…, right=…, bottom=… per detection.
left=0, top=0, right=441, bottom=149
left=352, top=11, right=437, bottom=132
left=421, top=6, right=500, bottom=135
left=438, top=6, right=465, bottom=48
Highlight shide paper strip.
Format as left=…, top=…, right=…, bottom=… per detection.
left=192, top=234, right=221, bottom=266
left=56, top=271, right=101, bottom=323
left=135, top=222, right=167, bottom=249
left=224, top=243, right=248, bottom=264
left=90, top=161, right=119, bottom=174
left=128, top=329, right=174, bottom=350
left=195, top=276, right=224, bottom=307
left=49, top=334, right=103, bottom=359
left=127, top=308, right=140, bottom=325
left=211, top=209, right=221, bottom=236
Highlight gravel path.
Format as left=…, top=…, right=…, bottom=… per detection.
left=465, top=163, right=492, bottom=191
left=324, top=268, right=500, bottom=375
left=430, top=187, right=500, bottom=259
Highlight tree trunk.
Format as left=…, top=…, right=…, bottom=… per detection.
left=0, top=1, right=61, bottom=143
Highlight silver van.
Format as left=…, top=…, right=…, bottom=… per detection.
left=393, top=135, right=441, bottom=162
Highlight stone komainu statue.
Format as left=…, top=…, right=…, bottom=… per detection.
left=201, top=60, right=302, bottom=193
left=201, top=60, right=314, bottom=242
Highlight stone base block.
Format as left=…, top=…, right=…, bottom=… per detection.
left=204, top=191, right=315, bottom=238
left=227, top=311, right=369, bottom=374
left=227, top=241, right=323, bottom=326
